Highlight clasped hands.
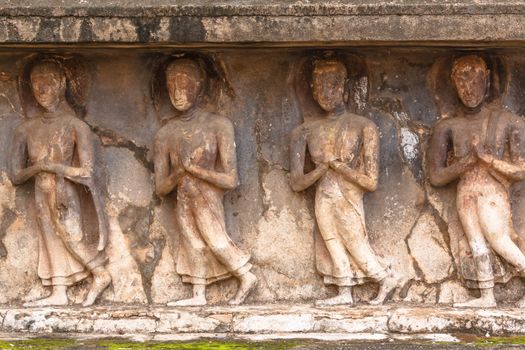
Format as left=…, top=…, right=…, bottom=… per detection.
left=32, top=158, right=91, bottom=179
left=313, top=159, right=347, bottom=173
left=461, top=136, right=495, bottom=168
left=33, top=159, right=61, bottom=173
left=172, top=147, right=204, bottom=176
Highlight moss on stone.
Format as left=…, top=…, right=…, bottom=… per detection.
left=0, top=338, right=77, bottom=349
left=97, top=339, right=300, bottom=349
left=474, top=335, right=525, bottom=347
left=0, top=338, right=301, bottom=350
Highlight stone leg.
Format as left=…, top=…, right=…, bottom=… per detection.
left=192, top=191, right=251, bottom=272
left=478, top=191, right=525, bottom=272
left=54, top=182, right=110, bottom=306
left=58, top=190, right=107, bottom=271
left=25, top=189, right=73, bottom=307
left=334, top=198, right=386, bottom=280
left=456, top=192, right=496, bottom=308
left=476, top=190, right=525, bottom=308
left=333, top=198, right=397, bottom=305
left=314, top=196, right=354, bottom=306
left=170, top=199, right=208, bottom=306
left=192, top=191, right=256, bottom=305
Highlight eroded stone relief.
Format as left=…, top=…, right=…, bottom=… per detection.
left=428, top=55, right=525, bottom=308
left=9, top=57, right=111, bottom=306
left=0, top=49, right=524, bottom=308
left=289, top=56, right=399, bottom=306
left=153, top=56, right=257, bottom=306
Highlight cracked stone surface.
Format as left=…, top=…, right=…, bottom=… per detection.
left=408, top=210, right=454, bottom=284
left=1, top=48, right=525, bottom=312
left=0, top=304, right=525, bottom=336
left=0, top=1, right=524, bottom=43
left=1, top=0, right=525, bottom=341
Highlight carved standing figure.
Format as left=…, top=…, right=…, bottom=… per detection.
left=9, top=58, right=112, bottom=307
left=153, top=58, right=257, bottom=306
left=290, top=58, right=398, bottom=306
left=428, top=55, right=525, bottom=308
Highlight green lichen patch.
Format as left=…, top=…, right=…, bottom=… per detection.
left=474, top=335, right=525, bottom=347
left=97, top=339, right=300, bottom=350
left=0, top=338, right=77, bottom=349
left=0, top=338, right=301, bottom=350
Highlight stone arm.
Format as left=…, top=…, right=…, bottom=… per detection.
left=9, top=128, right=41, bottom=185
left=428, top=123, right=475, bottom=187
left=154, top=135, right=185, bottom=196
left=289, top=128, right=327, bottom=192
left=329, top=125, right=379, bottom=192
left=184, top=121, right=239, bottom=190
left=42, top=123, right=94, bottom=186
left=485, top=123, right=525, bottom=181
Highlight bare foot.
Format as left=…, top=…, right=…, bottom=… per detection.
left=454, top=296, right=496, bottom=308
left=83, top=269, right=111, bottom=307
left=369, top=274, right=399, bottom=305
left=24, top=293, right=68, bottom=307
left=229, top=272, right=257, bottom=305
left=315, top=292, right=354, bottom=307
left=167, top=296, right=207, bottom=307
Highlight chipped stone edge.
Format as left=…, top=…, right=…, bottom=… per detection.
left=3, top=1, right=525, bottom=18
left=0, top=305, right=524, bottom=337
left=0, top=13, right=525, bottom=44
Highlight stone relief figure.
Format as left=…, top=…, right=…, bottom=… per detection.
left=290, top=57, right=399, bottom=306
left=428, top=55, right=525, bottom=308
left=9, top=57, right=112, bottom=307
left=153, top=57, right=257, bottom=306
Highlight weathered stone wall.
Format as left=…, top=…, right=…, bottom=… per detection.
left=1, top=47, right=525, bottom=306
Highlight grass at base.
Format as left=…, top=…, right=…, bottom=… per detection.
left=3, top=336, right=525, bottom=349
left=0, top=339, right=300, bottom=350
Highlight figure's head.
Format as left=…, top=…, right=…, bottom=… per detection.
left=451, top=55, right=490, bottom=109
left=311, top=59, right=347, bottom=112
left=166, top=59, right=205, bottom=112
left=30, top=59, right=66, bottom=112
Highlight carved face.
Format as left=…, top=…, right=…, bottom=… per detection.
left=451, top=57, right=490, bottom=109
left=30, top=61, right=66, bottom=112
left=312, top=61, right=346, bottom=112
left=166, top=61, right=203, bottom=112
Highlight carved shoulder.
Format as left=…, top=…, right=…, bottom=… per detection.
left=360, top=117, right=379, bottom=134
left=210, top=113, right=235, bottom=133
left=290, top=123, right=309, bottom=142
left=71, top=118, right=93, bottom=136
left=432, top=118, right=453, bottom=135
left=154, top=124, right=171, bottom=146
left=13, top=122, right=28, bottom=137
left=346, top=113, right=378, bottom=135
left=499, top=109, right=523, bottom=127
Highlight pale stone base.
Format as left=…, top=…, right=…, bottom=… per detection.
left=1, top=304, right=524, bottom=338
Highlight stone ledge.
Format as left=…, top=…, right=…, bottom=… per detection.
left=0, top=14, right=524, bottom=44
left=0, top=1, right=524, bottom=44
left=2, top=1, right=525, bottom=18
left=1, top=304, right=524, bottom=337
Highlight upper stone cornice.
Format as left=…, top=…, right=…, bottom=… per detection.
left=2, top=1, right=525, bottom=18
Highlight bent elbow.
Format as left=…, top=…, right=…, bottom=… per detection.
left=11, top=177, right=24, bottom=186
left=222, top=181, right=238, bottom=191
left=155, top=184, right=170, bottom=197
left=290, top=181, right=306, bottom=192
left=289, top=173, right=306, bottom=192
left=429, top=174, right=446, bottom=187
left=222, top=175, right=239, bottom=190
left=367, top=181, right=378, bottom=192
left=513, top=170, right=525, bottom=182
left=9, top=171, right=26, bottom=185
